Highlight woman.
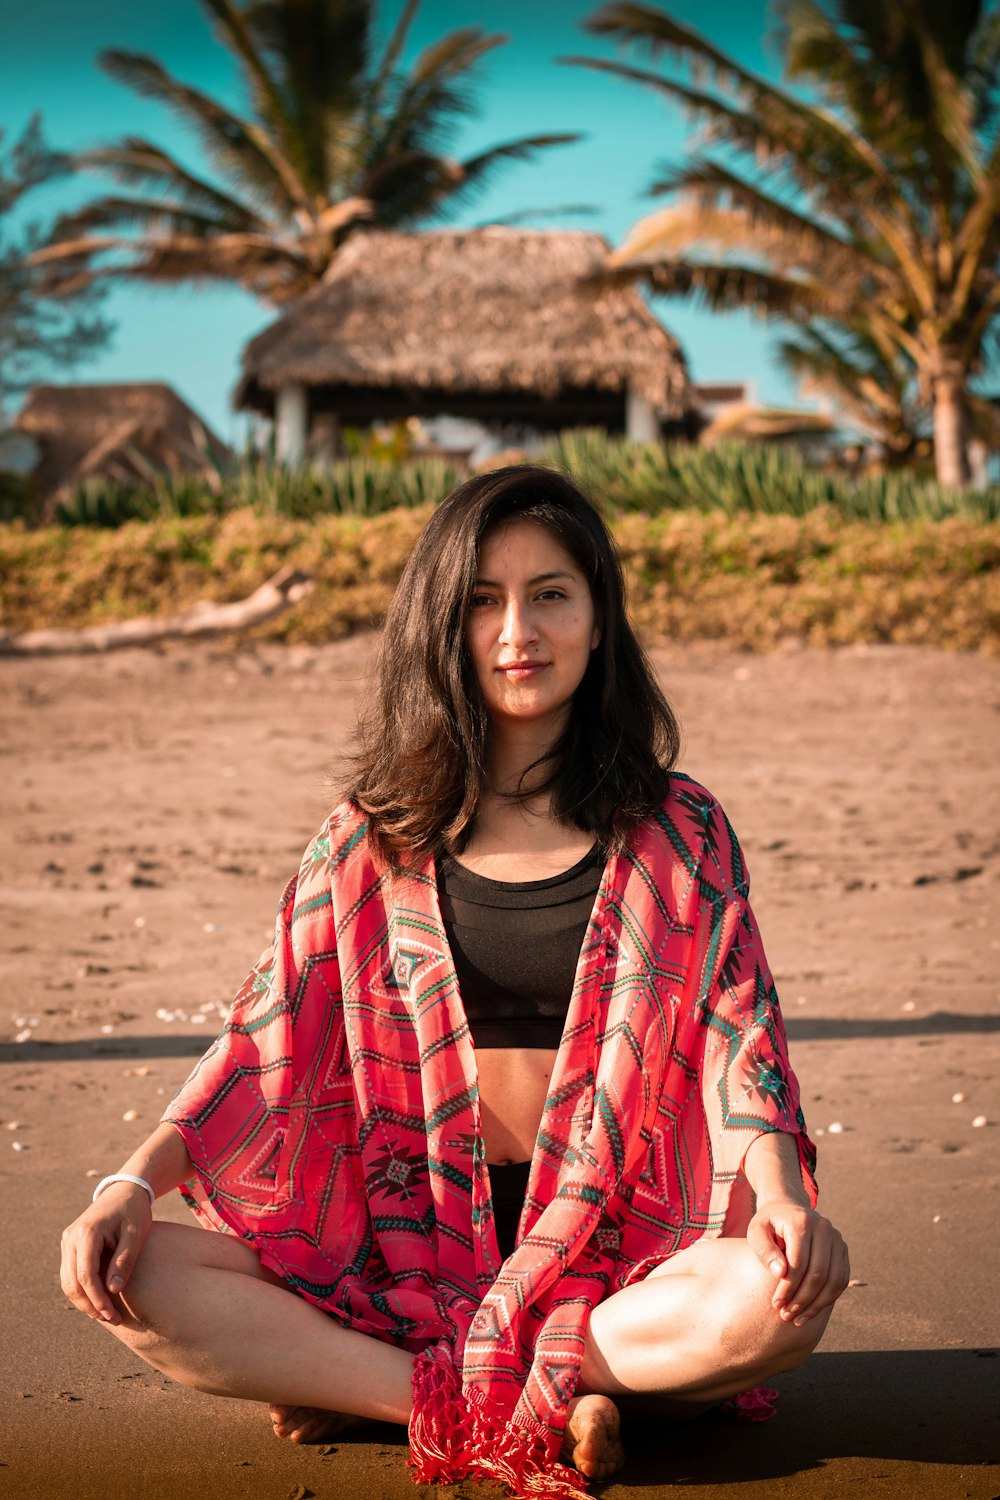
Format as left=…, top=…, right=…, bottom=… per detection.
left=60, top=466, right=849, bottom=1497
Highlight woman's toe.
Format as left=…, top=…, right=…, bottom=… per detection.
left=270, top=1403, right=311, bottom=1439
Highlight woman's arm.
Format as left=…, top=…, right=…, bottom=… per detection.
left=59, top=1122, right=192, bottom=1327
left=743, top=1131, right=850, bottom=1325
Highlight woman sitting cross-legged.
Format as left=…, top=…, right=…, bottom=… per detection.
left=59, top=466, right=849, bottom=1497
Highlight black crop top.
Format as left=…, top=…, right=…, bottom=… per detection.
left=436, top=846, right=605, bottom=1049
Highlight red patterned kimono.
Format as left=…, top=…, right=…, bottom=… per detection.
left=162, top=772, right=816, bottom=1497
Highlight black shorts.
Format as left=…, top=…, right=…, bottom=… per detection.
left=488, top=1159, right=532, bottom=1259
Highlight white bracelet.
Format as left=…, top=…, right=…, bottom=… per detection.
left=92, top=1173, right=155, bottom=1207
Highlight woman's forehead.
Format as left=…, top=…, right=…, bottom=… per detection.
left=476, top=518, right=583, bottom=578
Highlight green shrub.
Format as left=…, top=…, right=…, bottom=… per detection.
left=55, top=455, right=466, bottom=527
left=2, top=503, right=997, bottom=653
left=50, top=436, right=1000, bottom=529
left=542, top=431, right=1000, bottom=522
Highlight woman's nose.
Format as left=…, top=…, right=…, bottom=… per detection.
left=499, top=596, right=538, bottom=647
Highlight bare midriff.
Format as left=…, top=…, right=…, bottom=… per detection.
left=451, top=814, right=593, bottom=1168
left=477, top=1046, right=559, bottom=1165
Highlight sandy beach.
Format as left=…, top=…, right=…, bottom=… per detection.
left=2, top=635, right=998, bottom=1500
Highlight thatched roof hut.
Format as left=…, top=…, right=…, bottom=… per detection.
left=14, top=382, right=231, bottom=514
left=235, top=228, right=693, bottom=461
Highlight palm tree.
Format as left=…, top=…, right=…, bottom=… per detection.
left=776, top=328, right=925, bottom=466
left=776, top=323, right=1000, bottom=466
left=32, top=0, right=582, bottom=307
left=564, top=0, right=1000, bottom=487
left=1, top=116, right=112, bottom=411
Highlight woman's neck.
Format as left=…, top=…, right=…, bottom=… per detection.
left=460, top=712, right=591, bottom=873
left=458, top=791, right=592, bottom=876
left=485, top=712, right=565, bottom=798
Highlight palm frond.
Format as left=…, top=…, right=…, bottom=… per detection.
left=609, top=202, right=879, bottom=306
left=90, top=230, right=315, bottom=298
left=779, top=326, right=910, bottom=413
left=410, top=28, right=506, bottom=88
left=3, top=113, right=70, bottom=206
left=355, top=148, right=464, bottom=224
left=780, top=1, right=979, bottom=202
left=374, top=30, right=505, bottom=170
left=648, top=156, right=873, bottom=274
left=374, top=0, right=421, bottom=101
left=561, top=52, right=898, bottom=217
left=775, top=327, right=927, bottom=455
left=583, top=0, right=918, bottom=194
left=967, top=6, right=1000, bottom=133
left=197, top=0, right=296, bottom=142
left=98, top=48, right=308, bottom=214
left=44, top=194, right=242, bottom=241
left=583, top=1, right=771, bottom=93
left=453, top=132, right=582, bottom=197
left=26, top=235, right=125, bottom=269
left=911, top=15, right=982, bottom=186
left=951, top=163, right=1000, bottom=295
left=598, top=252, right=837, bottom=320
left=237, top=0, right=371, bottom=196
left=73, top=138, right=264, bottom=229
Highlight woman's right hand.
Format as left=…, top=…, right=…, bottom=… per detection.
left=60, top=1182, right=153, bottom=1326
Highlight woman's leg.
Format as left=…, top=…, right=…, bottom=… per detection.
left=580, top=1235, right=831, bottom=1405
left=559, top=1235, right=832, bottom=1481
left=93, top=1222, right=828, bottom=1479
left=100, top=1221, right=414, bottom=1426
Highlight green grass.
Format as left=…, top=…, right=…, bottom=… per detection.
left=16, top=435, right=1000, bottom=529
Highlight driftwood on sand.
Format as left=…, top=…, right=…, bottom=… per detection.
left=0, top=565, right=314, bottom=656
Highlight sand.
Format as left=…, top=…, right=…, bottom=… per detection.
left=2, top=636, right=998, bottom=1500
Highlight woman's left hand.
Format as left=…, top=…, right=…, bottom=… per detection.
left=747, top=1200, right=850, bottom=1325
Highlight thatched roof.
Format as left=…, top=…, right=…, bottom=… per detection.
left=14, top=382, right=231, bottom=511
left=701, top=404, right=835, bottom=445
left=235, top=228, right=691, bottom=419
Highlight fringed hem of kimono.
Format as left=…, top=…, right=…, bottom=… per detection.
left=162, top=773, right=817, bottom=1497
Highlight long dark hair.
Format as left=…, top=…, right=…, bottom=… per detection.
left=348, top=465, right=681, bottom=869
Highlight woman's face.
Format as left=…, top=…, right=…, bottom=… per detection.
left=465, top=518, right=600, bottom=734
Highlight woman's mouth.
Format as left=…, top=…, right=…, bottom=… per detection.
left=498, top=661, right=548, bottom=678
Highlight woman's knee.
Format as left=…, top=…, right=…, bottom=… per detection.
left=722, top=1249, right=831, bottom=1375
left=110, top=1221, right=187, bottom=1332
left=116, top=1221, right=278, bottom=1329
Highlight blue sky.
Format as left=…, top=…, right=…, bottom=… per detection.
left=3, top=0, right=809, bottom=444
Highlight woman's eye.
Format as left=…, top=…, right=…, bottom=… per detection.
left=469, top=594, right=494, bottom=608
left=537, top=589, right=566, bottom=602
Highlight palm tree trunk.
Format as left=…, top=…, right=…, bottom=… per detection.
left=929, top=352, right=971, bottom=489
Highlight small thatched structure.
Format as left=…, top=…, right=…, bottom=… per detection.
left=235, top=228, right=693, bottom=462
left=701, top=404, right=835, bottom=445
left=14, top=383, right=231, bottom=514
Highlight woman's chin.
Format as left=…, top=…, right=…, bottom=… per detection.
left=489, top=697, right=567, bottom=728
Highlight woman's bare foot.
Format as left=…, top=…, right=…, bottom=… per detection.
left=560, top=1394, right=624, bottom=1481
left=269, top=1403, right=366, bottom=1444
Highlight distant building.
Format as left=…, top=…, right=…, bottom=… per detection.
left=13, top=382, right=231, bottom=516
left=234, top=227, right=695, bottom=465
left=692, top=381, right=755, bottom=427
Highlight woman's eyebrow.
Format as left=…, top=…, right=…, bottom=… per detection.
left=473, top=571, right=577, bottom=587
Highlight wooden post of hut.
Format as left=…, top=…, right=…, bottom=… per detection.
left=626, top=385, right=659, bottom=443
left=276, top=383, right=307, bottom=467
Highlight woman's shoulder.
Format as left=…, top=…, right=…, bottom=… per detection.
left=657, top=769, right=725, bottom=819
left=650, top=772, right=749, bottom=898
left=294, top=800, right=373, bottom=874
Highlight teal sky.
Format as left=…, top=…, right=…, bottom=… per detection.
left=2, top=0, right=810, bottom=444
